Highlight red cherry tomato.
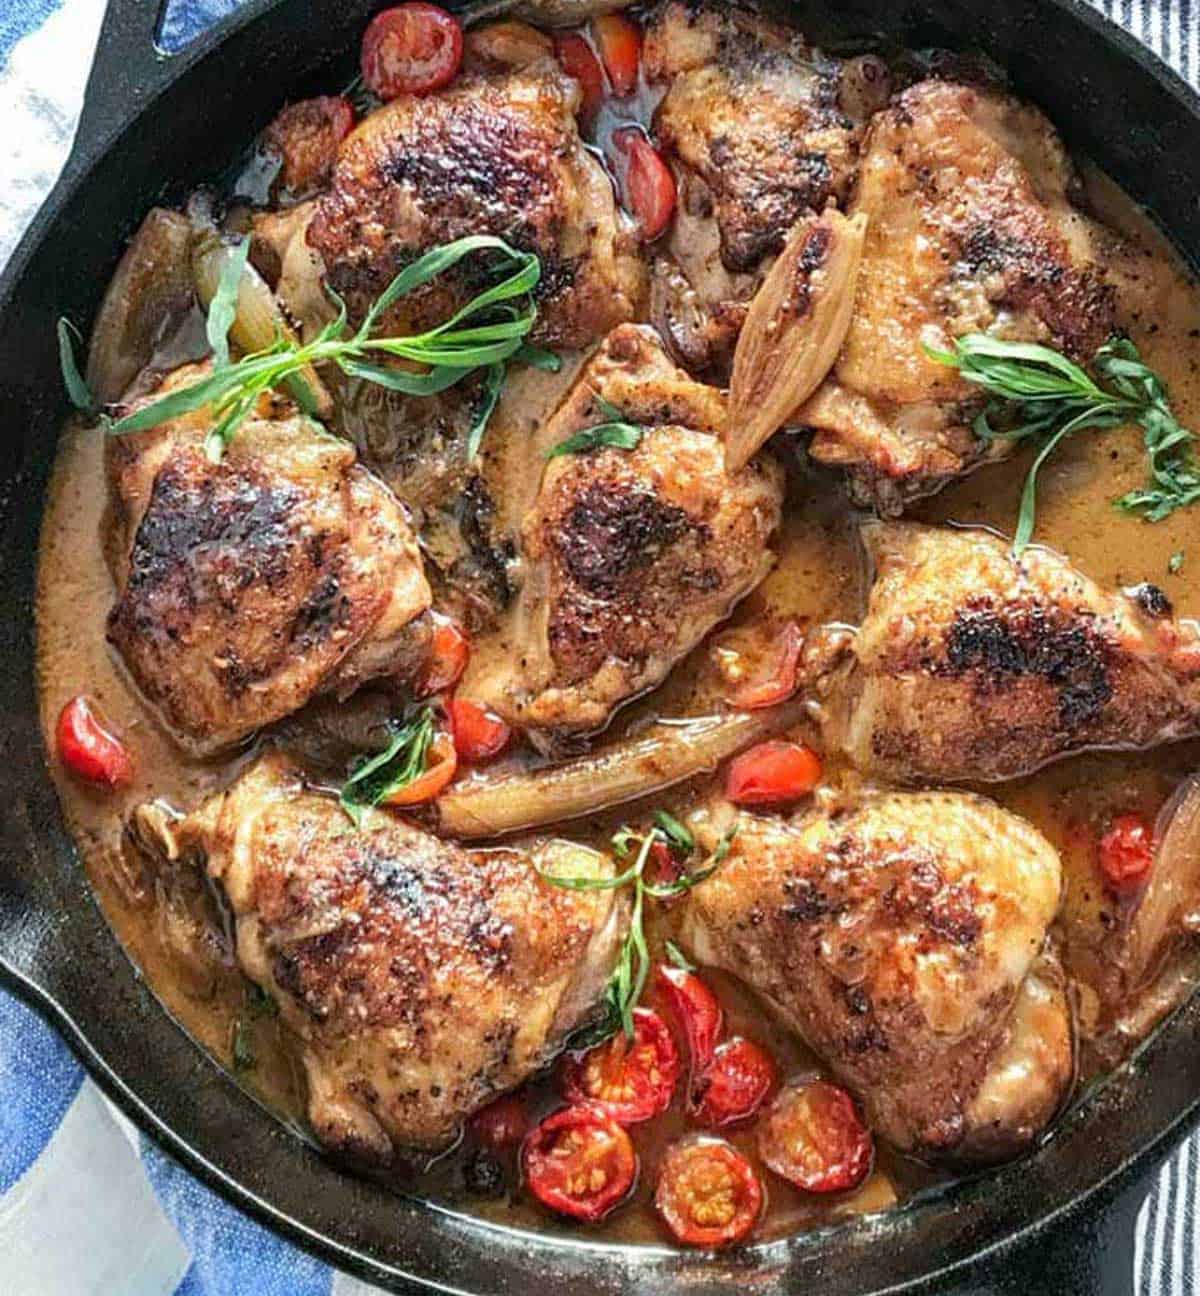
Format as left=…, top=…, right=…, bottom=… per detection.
left=471, top=1093, right=528, bottom=1151
left=420, top=613, right=470, bottom=695
left=561, top=1008, right=679, bottom=1124
left=612, top=128, right=676, bottom=241
left=56, top=696, right=133, bottom=789
left=655, top=964, right=723, bottom=1075
left=732, top=622, right=805, bottom=710
left=361, top=3, right=463, bottom=100
left=1098, top=813, right=1155, bottom=894
left=554, top=32, right=605, bottom=122
left=758, top=1080, right=873, bottom=1194
left=646, top=839, right=683, bottom=889
left=725, top=741, right=822, bottom=807
left=381, top=729, right=458, bottom=806
left=691, top=1037, right=777, bottom=1128
left=655, top=1138, right=763, bottom=1248
left=449, top=698, right=511, bottom=763
left=591, top=13, right=641, bottom=95
left=522, top=1105, right=638, bottom=1221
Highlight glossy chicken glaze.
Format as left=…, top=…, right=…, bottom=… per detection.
left=34, top=3, right=1200, bottom=1249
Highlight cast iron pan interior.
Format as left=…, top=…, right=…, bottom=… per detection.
left=1, top=0, right=1199, bottom=1291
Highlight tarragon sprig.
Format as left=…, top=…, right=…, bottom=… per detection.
left=539, top=815, right=738, bottom=1046
left=928, top=333, right=1200, bottom=554
left=60, top=233, right=559, bottom=462
left=339, top=707, right=435, bottom=828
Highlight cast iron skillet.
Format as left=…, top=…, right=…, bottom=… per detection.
left=2, top=0, right=1200, bottom=1290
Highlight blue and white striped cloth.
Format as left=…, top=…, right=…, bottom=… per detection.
left=2, top=1, right=1199, bottom=1292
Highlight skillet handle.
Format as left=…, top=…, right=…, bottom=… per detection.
left=935, top=1165, right=1147, bottom=1295
left=70, top=0, right=174, bottom=171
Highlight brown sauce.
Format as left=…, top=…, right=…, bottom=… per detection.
left=33, top=77, right=1200, bottom=1252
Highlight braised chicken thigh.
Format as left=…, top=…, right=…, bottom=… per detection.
left=478, top=324, right=783, bottom=739
left=681, top=794, right=1072, bottom=1162
left=105, top=367, right=430, bottom=756
left=135, top=753, right=624, bottom=1158
left=823, top=523, right=1200, bottom=783
left=803, top=79, right=1128, bottom=511
left=306, top=62, right=645, bottom=348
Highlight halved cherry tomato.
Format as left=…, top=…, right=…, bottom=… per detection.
left=554, top=32, right=605, bottom=122
left=646, top=839, right=682, bottom=889
left=1099, top=813, right=1155, bottom=895
left=449, top=698, right=511, bottom=763
left=263, top=95, right=354, bottom=196
left=561, top=1007, right=679, bottom=1124
left=57, top=695, right=133, bottom=789
left=591, top=13, right=641, bottom=96
left=361, top=3, right=463, bottom=100
left=612, top=128, right=676, bottom=241
left=655, top=1138, right=763, bottom=1248
left=691, top=1037, right=777, bottom=1128
left=758, top=1080, right=873, bottom=1194
left=471, top=1093, right=528, bottom=1151
left=726, top=741, right=822, bottom=807
left=420, top=613, right=469, bottom=696
left=522, top=1105, right=638, bottom=1221
left=732, top=622, right=805, bottom=710
left=382, top=729, right=457, bottom=805
left=655, top=964, right=723, bottom=1075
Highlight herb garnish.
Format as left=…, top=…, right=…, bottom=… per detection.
left=339, top=707, right=435, bottom=827
left=1170, top=550, right=1186, bottom=575
left=539, top=816, right=738, bottom=1045
left=547, top=394, right=643, bottom=459
left=59, top=233, right=557, bottom=463
left=57, top=318, right=94, bottom=413
left=928, top=333, right=1200, bottom=554
left=664, top=939, right=695, bottom=972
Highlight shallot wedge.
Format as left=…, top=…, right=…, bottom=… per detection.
left=435, top=702, right=805, bottom=840
left=725, top=209, right=867, bottom=472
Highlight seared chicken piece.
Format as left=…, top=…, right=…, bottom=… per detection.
left=643, top=2, right=886, bottom=375
left=105, top=366, right=430, bottom=757
left=803, top=79, right=1127, bottom=511
left=306, top=62, right=644, bottom=348
left=135, top=754, right=623, bottom=1159
left=824, top=523, right=1200, bottom=784
left=682, top=795, right=1072, bottom=1162
left=478, top=325, right=783, bottom=739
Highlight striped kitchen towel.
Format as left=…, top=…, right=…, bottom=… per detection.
left=1, top=1, right=1198, bottom=1293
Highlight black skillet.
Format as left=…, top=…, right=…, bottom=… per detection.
left=1, top=0, right=1199, bottom=1291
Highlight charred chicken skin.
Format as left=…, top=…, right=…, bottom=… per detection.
left=105, top=367, right=430, bottom=756
left=802, top=79, right=1129, bottom=511
left=135, top=753, right=624, bottom=1160
left=821, top=523, right=1200, bottom=784
left=480, top=324, right=783, bottom=739
left=681, top=794, right=1072, bottom=1163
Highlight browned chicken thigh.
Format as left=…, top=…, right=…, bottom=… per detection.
left=105, top=366, right=430, bottom=756
left=476, top=325, right=783, bottom=740
left=135, top=753, right=623, bottom=1159
left=681, top=794, right=1072, bottom=1162
left=306, top=61, right=644, bottom=348
left=823, top=523, right=1200, bottom=783
left=802, top=79, right=1129, bottom=510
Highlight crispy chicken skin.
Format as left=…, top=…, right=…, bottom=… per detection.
left=306, top=63, right=644, bottom=349
left=803, top=79, right=1126, bottom=511
left=828, top=523, right=1200, bottom=783
left=682, top=795, right=1072, bottom=1162
left=105, top=366, right=430, bottom=757
left=481, top=324, right=783, bottom=739
left=136, top=754, right=623, bottom=1159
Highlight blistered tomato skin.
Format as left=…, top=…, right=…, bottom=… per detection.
left=554, top=32, right=605, bottom=122
left=56, top=695, right=134, bottom=789
left=1098, top=813, right=1155, bottom=894
left=732, top=622, right=805, bottom=710
left=381, top=730, right=458, bottom=805
left=726, top=741, right=822, bottom=807
left=691, top=1037, right=777, bottom=1128
left=420, top=613, right=470, bottom=696
left=449, top=698, right=511, bottom=763
left=759, top=1080, right=873, bottom=1195
left=361, top=3, right=463, bottom=100
left=591, top=13, right=641, bottom=96
left=471, top=1093, right=529, bottom=1151
left=655, top=1138, right=764, bottom=1248
left=522, top=1105, right=638, bottom=1222
left=612, top=128, right=677, bottom=242
left=655, top=964, right=724, bottom=1075
left=561, top=1008, right=680, bottom=1124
